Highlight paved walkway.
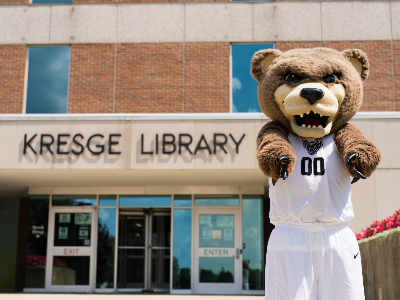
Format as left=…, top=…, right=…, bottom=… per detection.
left=0, top=294, right=264, bottom=300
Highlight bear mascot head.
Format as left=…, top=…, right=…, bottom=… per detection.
left=251, top=47, right=380, bottom=182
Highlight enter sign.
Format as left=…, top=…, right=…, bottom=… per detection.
left=199, top=248, right=236, bottom=257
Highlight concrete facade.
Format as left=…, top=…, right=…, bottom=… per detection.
left=0, top=2, right=399, bottom=44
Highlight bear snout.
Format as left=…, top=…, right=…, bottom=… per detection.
left=300, top=88, right=325, bottom=105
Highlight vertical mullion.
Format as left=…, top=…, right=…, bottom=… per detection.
left=113, top=206, right=119, bottom=292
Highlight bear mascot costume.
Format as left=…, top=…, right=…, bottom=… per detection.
left=251, top=48, right=381, bottom=300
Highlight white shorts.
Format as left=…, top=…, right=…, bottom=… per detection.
left=265, top=221, right=365, bottom=300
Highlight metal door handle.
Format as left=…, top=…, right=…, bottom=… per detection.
left=233, top=248, right=240, bottom=259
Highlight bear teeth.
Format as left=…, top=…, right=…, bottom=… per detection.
left=302, top=124, right=306, bottom=128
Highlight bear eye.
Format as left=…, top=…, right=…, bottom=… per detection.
left=322, top=74, right=338, bottom=84
left=285, top=73, right=302, bottom=83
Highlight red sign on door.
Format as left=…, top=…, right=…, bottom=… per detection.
left=63, top=248, right=79, bottom=255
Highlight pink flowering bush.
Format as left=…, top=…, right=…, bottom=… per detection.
left=356, top=208, right=400, bottom=241
left=26, top=255, right=69, bottom=268
left=26, top=255, right=46, bottom=266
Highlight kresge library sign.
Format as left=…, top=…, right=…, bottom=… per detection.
left=22, top=133, right=246, bottom=156
left=0, top=119, right=264, bottom=170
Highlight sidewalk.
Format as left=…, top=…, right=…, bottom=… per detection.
left=0, top=294, right=264, bottom=300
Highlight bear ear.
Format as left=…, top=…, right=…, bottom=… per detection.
left=251, top=49, right=282, bottom=83
left=341, top=49, right=369, bottom=81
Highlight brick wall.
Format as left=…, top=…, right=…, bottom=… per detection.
left=0, top=41, right=399, bottom=114
left=323, top=41, right=395, bottom=111
left=0, top=45, right=26, bottom=114
left=0, top=0, right=28, bottom=4
left=393, top=41, right=400, bottom=111
left=184, top=43, right=230, bottom=113
left=277, top=41, right=396, bottom=112
left=115, top=43, right=184, bottom=113
left=69, top=44, right=115, bottom=113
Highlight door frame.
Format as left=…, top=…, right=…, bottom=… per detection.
left=193, top=207, right=242, bottom=295
left=116, top=210, right=171, bottom=293
left=45, top=206, right=98, bottom=292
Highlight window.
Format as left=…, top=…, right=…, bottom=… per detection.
left=231, top=43, right=274, bottom=113
left=25, top=46, right=71, bottom=114
left=25, top=196, right=49, bottom=288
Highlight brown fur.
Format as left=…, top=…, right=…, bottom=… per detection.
left=334, top=123, right=381, bottom=178
left=257, top=121, right=296, bottom=180
left=252, top=47, right=380, bottom=179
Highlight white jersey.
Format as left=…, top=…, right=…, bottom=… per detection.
left=269, top=133, right=354, bottom=224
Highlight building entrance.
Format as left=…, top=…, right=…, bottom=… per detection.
left=46, top=206, right=97, bottom=292
left=117, top=209, right=171, bottom=292
left=193, top=208, right=242, bottom=294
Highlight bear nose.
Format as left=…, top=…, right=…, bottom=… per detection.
left=300, top=88, right=324, bottom=105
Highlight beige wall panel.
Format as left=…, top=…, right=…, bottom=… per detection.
left=253, top=2, right=321, bottom=42
left=145, top=185, right=240, bottom=195
left=50, top=5, right=117, bottom=44
left=390, top=1, right=400, bottom=40
left=51, top=186, right=145, bottom=195
left=185, top=3, right=252, bottom=42
left=254, top=119, right=268, bottom=169
left=118, top=4, right=184, bottom=43
left=375, top=169, right=400, bottom=221
left=371, top=119, right=400, bottom=169
left=349, top=119, right=373, bottom=142
left=133, top=121, right=195, bottom=170
left=193, top=120, right=256, bottom=169
left=29, top=186, right=52, bottom=195
left=0, top=6, right=50, bottom=44
left=0, top=122, right=16, bottom=169
left=72, top=121, right=132, bottom=170
left=241, top=186, right=264, bottom=195
left=321, top=2, right=391, bottom=41
left=349, top=173, right=377, bottom=233
left=15, top=121, right=77, bottom=169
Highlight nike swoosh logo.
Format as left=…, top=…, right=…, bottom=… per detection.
left=354, top=252, right=359, bottom=259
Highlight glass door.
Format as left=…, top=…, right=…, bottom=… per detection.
left=117, top=210, right=171, bottom=292
left=46, top=207, right=97, bottom=292
left=194, top=208, right=241, bottom=294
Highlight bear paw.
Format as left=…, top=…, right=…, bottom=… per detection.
left=344, top=145, right=381, bottom=180
left=257, top=147, right=296, bottom=181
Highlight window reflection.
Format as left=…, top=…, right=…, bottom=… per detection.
left=119, top=196, right=171, bottom=207
left=117, top=249, right=145, bottom=289
left=25, top=196, right=49, bottom=288
left=231, top=44, right=274, bottom=112
left=26, top=46, right=70, bottom=114
left=54, top=213, right=92, bottom=247
left=96, top=209, right=116, bottom=289
left=174, top=195, right=192, bottom=207
left=52, top=195, right=96, bottom=207
left=173, top=209, right=191, bottom=289
left=195, top=195, right=239, bottom=206
left=52, top=256, right=90, bottom=285
left=152, top=215, right=170, bottom=248
left=242, top=196, right=264, bottom=290
left=199, top=257, right=234, bottom=283
left=99, top=195, right=117, bottom=207
left=118, top=215, right=146, bottom=247
left=151, top=249, right=170, bottom=289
